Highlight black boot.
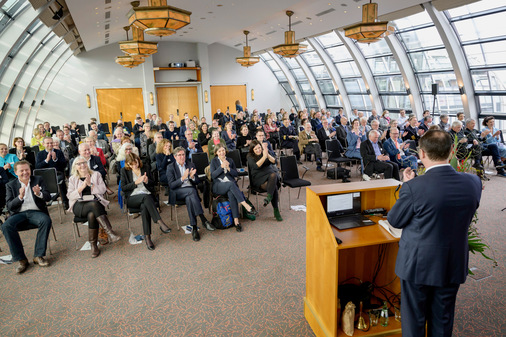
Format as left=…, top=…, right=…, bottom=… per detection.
left=192, top=225, right=200, bottom=242
left=96, top=215, right=121, bottom=243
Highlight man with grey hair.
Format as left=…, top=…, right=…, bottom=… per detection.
left=78, top=143, right=107, bottom=180
left=367, top=109, right=380, bottom=124
left=438, top=114, right=449, bottom=132
left=368, top=119, right=383, bottom=138
left=166, top=146, right=214, bottom=241
left=449, top=120, right=483, bottom=170
left=360, top=130, right=400, bottom=180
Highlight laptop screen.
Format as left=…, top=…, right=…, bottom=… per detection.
left=327, top=192, right=361, bottom=217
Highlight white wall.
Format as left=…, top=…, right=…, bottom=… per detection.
left=208, top=43, right=292, bottom=114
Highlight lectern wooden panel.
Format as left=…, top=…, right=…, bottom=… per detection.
left=305, top=179, right=402, bottom=337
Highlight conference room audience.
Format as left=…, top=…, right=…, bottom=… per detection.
left=188, top=122, right=199, bottom=141
left=359, top=117, right=371, bottom=135
left=31, top=128, right=45, bottom=151
left=381, top=119, right=400, bottom=141
left=197, top=123, right=211, bottom=147
left=221, top=121, right=237, bottom=151
left=139, top=123, right=152, bottom=158
left=0, top=167, right=7, bottom=209
left=403, top=116, right=422, bottom=145
left=149, top=132, right=163, bottom=164
left=164, top=121, right=179, bottom=141
left=181, top=129, right=203, bottom=159
left=208, top=129, right=227, bottom=160
left=236, top=124, right=253, bottom=164
left=84, top=137, right=106, bottom=167
left=345, top=119, right=366, bottom=160
left=55, top=130, right=76, bottom=161
left=67, top=156, right=120, bottom=258
left=90, top=122, right=108, bottom=143
left=419, top=115, right=432, bottom=134
left=12, top=137, right=29, bottom=161
left=279, top=118, right=301, bottom=163
left=247, top=140, right=282, bottom=221
left=255, top=130, right=276, bottom=158
left=367, top=109, right=380, bottom=124
left=379, top=110, right=391, bottom=131
left=335, top=117, right=349, bottom=148
left=263, top=117, right=279, bottom=151
left=248, top=114, right=263, bottom=137
left=383, top=127, right=418, bottom=171
left=449, top=121, right=483, bottom=170
left=121, top=153, right=170, bottom=250
left=482, top=116, right=506, bottom=160
left=360, top=130, right=400, bottom=181
left=397, top=109, right=408, bottom=131
left=298, top=123, right=323, bottom=171
left=0, top=143, right=19, bottom=180
left=155, top=139, right=174, bottom=185
left=210, top=144, right=256, bottom=232
left=438, top=114, right=450, bottom=132
left=317, top=119, right=337, bottom=152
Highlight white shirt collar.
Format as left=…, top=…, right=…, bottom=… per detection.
left=425, top=163, right=451, bottom=173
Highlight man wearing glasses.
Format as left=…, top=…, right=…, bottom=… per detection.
left=383, top=127, right=418, bottom=171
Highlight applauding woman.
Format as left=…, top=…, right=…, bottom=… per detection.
left=155, top=139, right=174, bottom=185
left=67, top=156, right=121, bottom=258
left=221, top=121, right=237, bottom=151
left=208, top=129, right=227, bottom=160
left=247, top=140, right=282, bottom=221
left=121, top=153, right=170, bottom=251
left=211, top=144, right=256, bottom=232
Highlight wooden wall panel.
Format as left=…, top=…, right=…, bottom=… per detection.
left=210, top=85, right=247, bottom=116
left=156, top=86, right=199, bottom=122
left=96, top=88, right=144, bottom=125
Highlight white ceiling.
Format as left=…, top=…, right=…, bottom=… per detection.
left=66, top=0, right=432, bottom=53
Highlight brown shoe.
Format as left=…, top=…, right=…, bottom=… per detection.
left=15, top=260, right=29, bottom=274
left=33, top=256, right=49, bottom=267
left=98, top=227, right=109, bottom=245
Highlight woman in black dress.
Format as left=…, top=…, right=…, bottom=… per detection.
left=121, top=153, right=171, bottom=250
left=247, top=140, right=282, bottom=221
left=155, top=138, right=174, bottom=185
left=248, top=114, right=263, bottom=138
left=236, top=124, right=252, bottom=165
left=197, top=122, right=211, bottom=147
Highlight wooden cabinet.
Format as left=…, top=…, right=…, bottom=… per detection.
left=153, top=67, right=201, bottom=83
left=305, top=179, right=402, bottom=337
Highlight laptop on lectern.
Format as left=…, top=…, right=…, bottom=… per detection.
left=326, top=192, right=371, bottom=230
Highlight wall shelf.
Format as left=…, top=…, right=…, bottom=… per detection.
left=153, top=67, right=201, bottom=82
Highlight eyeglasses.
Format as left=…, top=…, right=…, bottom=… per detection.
left=76, top=162, right=87, bottom=166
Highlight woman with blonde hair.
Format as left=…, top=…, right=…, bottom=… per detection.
left=31, top=128, right=45, bottom=151
left=68, top=156, right=121, bottom=258
left=155, top=138, right=174, bottom=185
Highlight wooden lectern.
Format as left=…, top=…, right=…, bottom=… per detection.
left=305, top=179, right=402, bottom=337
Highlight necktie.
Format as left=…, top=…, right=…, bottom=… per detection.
left=394, top=139, right=401, bottom=160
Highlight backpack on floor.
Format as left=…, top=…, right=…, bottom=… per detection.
left=211, top=196, right=234, bottom=229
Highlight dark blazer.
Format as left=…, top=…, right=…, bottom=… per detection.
left=387, top=166, right=481, bottom=286
left=6, top=175, right=51, bottom=215
left=0, top=167, right=8, bottom=208
left=88, top=155, right=107, bottom=180
left=317, top=127, right=336, bottom=151
left=180, top=139, right=203, bottom=157
left=155, top=153, right=174, bottom=184
left=210, top=156, right=238, bottom=182
left=360, top=139, right=385, bottom=167
left=164, top=129, right=179, bottom=141
left=335, top=124, right=348, bottom=148
left=35, top=149, right=67, bottom=173
left=221, top=130, right=237, bottom=150
left=166, top=160, right=200, bottom=191
left=120, top=166, right=156, bottom=200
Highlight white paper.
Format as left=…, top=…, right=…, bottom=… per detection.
left=128, top=232, right=143, bottom=245
left=291, top=205, right=307, bottom=212
left=379, top=220, right=402, bottom=238
left=0, top=255, right=13, bottom=264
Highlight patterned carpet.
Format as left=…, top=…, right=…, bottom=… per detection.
left=0, top=162, right=504, bottom=336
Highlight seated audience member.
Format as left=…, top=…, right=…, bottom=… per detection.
left=317, top=119, right=337, bottom=152
left=279, top=118, right=301, bottom=163
left=220, top=109, right=233, bottom=128
left=369, top=120, right=383, bottom=138
left=116, top=120, right=131, bottom=136
left=221, top=121, right=237, bottom=151
left=149, top=132, right=163, bottom=164
left=345, top=119, right=366, bottom=159
left=335, top=116, right=349, bottom=148
left=90, top=122, right=108, bottom=143
left=482, top=116, right=506, bottom=161
left=1, top=160, right=52, bottom=273
left=139, top=123, right=152, bottom=158
left=310, top=110, right=323, bottom=131
left=367, top=109, right=380, bottom=124
left=167, top=147, right=214, bottom=242
left=235, top=111, right=246, bottom=131
left=84, top=137, right=106, bottom=167
left=247, top=140, right=282, bottom=221
left=359, top=117, right=371, bottom=135
left=63, top=124, right=78, bottom=147
left=464, top=119, right=506, bottom=177
left=438, top=114, right=450, bottom=132
left=0, top=167, right=7, bottom=209
left=208, top=119, right=222, bottom=136
left=298, top=123, right=324, bottom=171
left=110, top=127, right=125, bottom=162
left=121, top=153, right=170, bottom=250
left=334, top=108, right=345, bottom=125
left=213, top=109, right=224, bottom=122
left=188, top=121, right=199, bottom=141
left=12, top=137, right=29, bottom=161
left=31, top=128, right=45, bottom=151
left=200, top=116, right=207, bottom=125
left=418, top=110, right=431, bottom=124
left=192, top=116, right=200, bottom=129
left=449, top=120, right=483, bottom=170
left=248, top=114, right=263, bottom=137
left=89, top=130, right=111, bottom=160
left=78, top=143, right=107, bottom=181
left=360, top=130, right=400, bottom=181
left=255, top=130, right=276, bottom=158
left=181, top=129, right=202, bottom=159
left=383, top=127, right=418, bottom=171
left=397, top=109, right=408, bottom=131
left=35, top=137, right=69, bottom=209
left=0, top=143, right=19, bottom=180
left=419, top=116, right=432, bottom=135
left=67, top=156, right=120, bottom=258
left=43, top=122, right=56, bottom=137
left=70, top=121, right=81, bottom=143
left=237, top=124, right=253, bottom=164
left=197, top=123, right=211, bottom=147
left=179, top=118, right=188, bottom=139
left=164, top=121, right=179, bottom=141
left=210, top=144, right=256, bottom=232
left=155, top=139, right=174, bottom=185
left=167, top=114, right=177, bottom=127
left=379, top=110, right=391, bottom=131
left=403, top=116, right=422, bottom=146
left=154, top=117, right=167, bottom=133
left=55, top=130, right=76, bottom=161
left=208, top=129, right=226, bottom=160
left=37, top=123, right=50, bottom=138
left=263, top=117, right=279, bottom=151
left=382, top=119, right=400, bottom=141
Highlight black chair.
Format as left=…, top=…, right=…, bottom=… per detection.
left=111, top=122, right=118, bottom=132
left=226, top=149, right=248, bottom=188
left=246, top=163, right=270, bottom=210
left=168, top=190, right=188, bottom=232
left=324, top=140, right=354, bottom=177
left=124, top=121, right=133, bottom=132
left=100, top=123, right=110, bottom=134
left=120, top=192, right=142, bottom=234
left=172, top=139, right=184, bottom=149
left=71, top=215, right=87, bottom=251
left=280, top=155, right=310, bottom=209
left=33, top=168, right=66, bottom=225
left=30, top=145, right=40, bottom=155
left=77, top=124, right=86, bottom=137
left=191, top=152, right=209, bottom=180
left=88, top=124, right=92, bottom=131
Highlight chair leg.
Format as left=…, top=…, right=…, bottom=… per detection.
left=57, top=200, right=63, bottom=224
left=72, top=222, right=79, bottom=251
left=51, top=226, right=57, bottom=241
left=297, top=187, right=302, bottom=199
left=288, top=188, right=291, bottom=211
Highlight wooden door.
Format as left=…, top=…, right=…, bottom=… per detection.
left=210, top=85, right=247, bottom=115
left=156, top=86, right=199, bottom=122
left=96, top=88, right=144, bottom=125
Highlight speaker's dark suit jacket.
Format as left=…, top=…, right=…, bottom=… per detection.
left=388, top=165, right=482, bottom=287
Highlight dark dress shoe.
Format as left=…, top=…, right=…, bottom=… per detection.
left=192, top=226, right=200, bottom=241
left=159, top=222, right=171, bottom=233
left=204, top=221, right=215, bottom=231
left=16, top=260, right=29, bottom=274
left=236, top=223, right=242, bottom=232
left=144, top=235, right=155, bottom=250
left=33, top=256, right=49, bottom=267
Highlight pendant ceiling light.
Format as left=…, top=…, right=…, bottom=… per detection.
left=272, top=10, right=307, bottom=58
left=343, top=0, right=394, bottom=43
left=127, top=0, right=192, bottom=37
left=115, top=55, right=145, bottom=68
left=236, top=31, right=260, bottom=67
left=118, top=26, right=158, bottom=57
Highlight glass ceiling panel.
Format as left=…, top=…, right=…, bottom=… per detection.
left=274, top=71, right=287, bottom=81
left=394, top=10, right=432, bottom=30
left=349, top=95, right=372, bottom=110
left=452, top=11, right=506, bottom=42
left=375, top=75, right=407, bottom=92
left=315, top=31, right=341, bottom=48
left=408, top=49, right=453, bottom=72
left=343, top=78, right=367, bottom=93
left=471, top=70, right=506, bottom=91
left=317, top=79, right=335, bottom=94
left=311, top=65, right=330, bottom=80
left=356, top=38, right=391, bottom=57
left=301, top=51, right=322, bottom=66
left=446, top=0, right=506, bottom=17
left=417, top=73, right=459, bottom=93
left=367, top=56, right=400, bottom=75
left=477, top=95, right=506, bottom=114
left=283, top=57, right=300, bottom=69
left=381, top=95, right=412, bottom=110
left=335, top=61, right=361, bottom=77
left=463, top=41, right=506, bottom=68
left=398, top=26, right=444, bottom=50
left=326, top=45, right=353, bottom=62
left=266, top=59, right=280, bottom=71
left=325, top=95, right=342, bottom=107
left=292, top=68, right=306, bottom=81
left=422, top=94, right=463, bottom=115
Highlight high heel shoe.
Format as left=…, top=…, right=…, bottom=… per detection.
left=236, top=223, right=242, bottom=232
left=144, top=235, right=155, bottom=250
left=158, top=220, right=171, bottom=233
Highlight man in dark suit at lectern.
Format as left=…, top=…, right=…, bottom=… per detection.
left=387, top=130, right=482, bottom=337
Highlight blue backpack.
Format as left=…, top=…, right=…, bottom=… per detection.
left=212, top=197, right=233, bottom=229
